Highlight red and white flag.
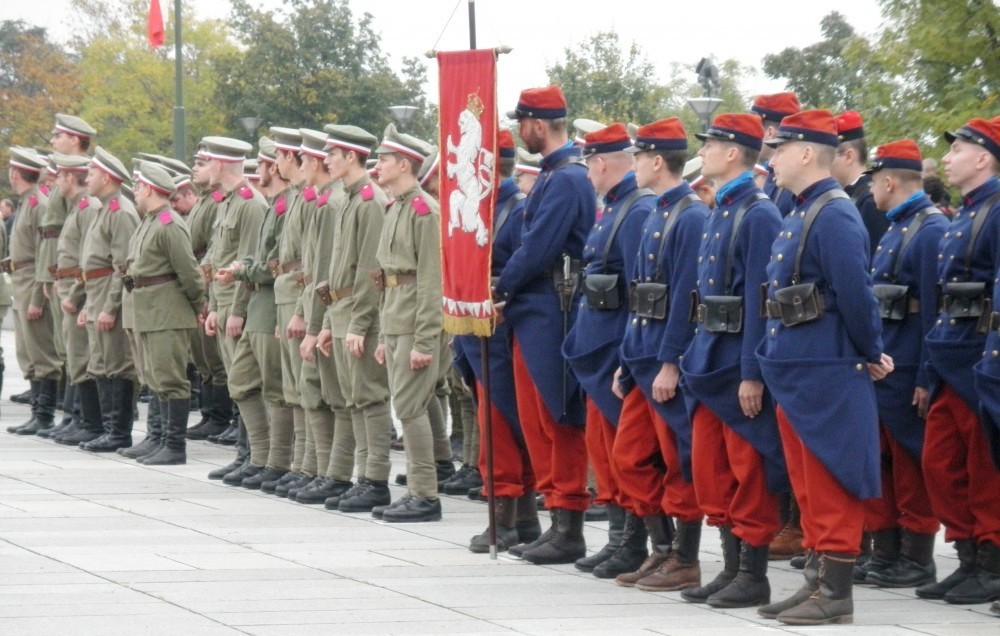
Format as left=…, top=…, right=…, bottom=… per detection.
left=437, top=49, right=499, bottom=336
left=148, top=0, right=165, bottom=48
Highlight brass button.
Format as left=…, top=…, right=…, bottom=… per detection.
left=708, top=278, right=715, bottom=285
left=648, top=254, right=655, bottom=261
left=777, top=254, right=783, bottom=261
left=770, top=328, right=776, bottom=335
left=709, top=255, right=716, bottom=262
left=663, top=211, right=670, bottom=219
left=723, top=210, right=729, bottom=217
left=773, top=280, right=779, bottom=286
left=956, top=231, right=963, bottom=238
left=641, top=319, right=648, bottom=326
left=698, top=256, right=703, bottom=263
left=653, top=232, right=661, bottom=239
left=632, top=318, right=637, bottom=325
left=855, top=363, right=863, bottom=371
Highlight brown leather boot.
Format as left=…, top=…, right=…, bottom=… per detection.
left=776, top=552, right=855, bottom=625
left=636, top=521, right=702, bottom=592
left=616, top=514, right=673, bottom=587
left=759, top=550, right=818, bottom=618
left=768, top=522, right=805, bottom=559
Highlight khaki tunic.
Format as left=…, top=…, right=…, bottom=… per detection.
left=56, top=193, right=101, bottom=383
left=184, top=188, right=226, bottom=385
left=38, top=184, right=68, bottom=358
left=274, top=187, right=306, bottom=406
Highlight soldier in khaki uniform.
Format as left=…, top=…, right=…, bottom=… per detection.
left=316, top=125, right=394, bottom=513
left=75, top=147, right=140, bottom=452
left=214, top=137, right=294, bottom=487
left=185, top=147, right=233, bottom=447
left=5, top=148, right=60, bottom=435
left=372, top=124, right=444, bottom=523
left=290, top=128, right=354, bottom=504
left=200, top=137, right=268, bottom=477
left=125, top=162, right=205, bottom=464
left=267, top=128, right=315, bottom=496
left=169, top=173, right=198, bottom=217
left=47, top=155, right=103, bottom=444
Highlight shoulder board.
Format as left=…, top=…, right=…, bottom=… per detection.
left=109, top=198, right=121, bottom=212
left=360, top=183, right=375, bottom=201
left=159, top=210, right=174, bottom=225
left=39, top=185, right=50, bottom=196
left=28, top=194, right=38, bottom=209
left=412, top=196, right=430, bottom=216
left=211, top=190, right=224, bottom=203
left=238, top=185, right=253, bottom=200
left=78, top=197, right=89, bottom=211
left=318, top=191, right=331, bottom=207
left=302, top=186, right=317, bottom=202
left=275, top=195, right=287, bottom=216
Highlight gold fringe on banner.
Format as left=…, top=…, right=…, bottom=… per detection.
left=444, top=314, right=495, bottom=337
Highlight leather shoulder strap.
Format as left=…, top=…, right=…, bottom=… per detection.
left=891, top=206, right=941, bottom=280
left=722, top=192, right=769, bottom=293
left=965, top=192, right=1000, bottom=276
left=792, top=189, right=850, bottom=284
left=599, top=188, right=653, bottom=272
left=493, top=192, right=525, bottom=240
left=652, top=193, right=700, bottom=281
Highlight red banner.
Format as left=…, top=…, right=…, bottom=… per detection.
left=437, top=49, right=498, bottom=337
left=148, top=0, right=165, bottom=48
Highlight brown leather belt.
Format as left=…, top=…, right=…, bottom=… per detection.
left=82, top=266, right=116, bottom=282
left=133, top=273, right=178, bottom=289
left=331, top=285, right=354, bottom=300
left=39, top=229, right=61, bottom=239
left=12, top=259, right=34, bottom=272
left=246, top=282, right=261, bottom=292
left=384, top=273, right=416, bottom=288
left=281, top=260, right=302, bottom=274
left=49, top=265, right=82, bottom=280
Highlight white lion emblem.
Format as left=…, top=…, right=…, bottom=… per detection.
left=446, top=93, right=494, bottom=247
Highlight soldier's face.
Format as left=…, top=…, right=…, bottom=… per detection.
left=375, top=153, right=402, bottom=187
left=85, top=167, right=109, bottom=198
left=769, top=142, right=794, bottom=188
left=134, top=183, right=150, bottom=213
left=50, top=130, right=76, bottom=154
left=192, top=159, right=210, bottom=188
left=633, top=152, right=655, bottom=189
left=258, top=160, right=272, bottom=188
left=698, top=140, right=728, bottom=180
left=518, top=118, right=544, bottom=154
left=870, top=173, right=892, bottom=211
left=325, top=148, right=348, bottom=181
left=942, top=139, right=987, bottom=192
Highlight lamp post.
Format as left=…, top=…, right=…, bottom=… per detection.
left=687, top=97, right=723, bottom=133
left=687, top=57, right=723, bottom=133
left=388, top=105, right=419, bottom=131
left=238, top=116, right=264, bottom=143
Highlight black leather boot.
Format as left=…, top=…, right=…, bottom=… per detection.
left=855, top=527, right=900, bottom=582
left=184, top=381, right=212, bottom=437
left=635, top=520, right=702, bottom=591
left=776, top=552, right=854, bottom=625
left=9, top=380, right=40, bottom=434
left=866, top=529, right=937, bottom=588
left=469, top=496, right=519, bottom=553
left=80, top=378, right=133, bottom=452
left=510, top=508, right=557, bottom=559
left=336, top=479, right=391, bottom=512
left=615, top=514, right=674, bottom=587
left=39, top=382, right=76, bottom=438
left=521, top=508, right=586, bottom=565
left=141, top=398, right=188, bottom=465
left=56, top=379, right=103, bottom=445
left=119, top=394, right=164, bottom=459
left=707, top=541, right=772, bottom=608
left=440, top=464, right=483, bottom=495
left=192, top=383, right=232, bottom=440
left=223, top=461, right=262, bottom=486
left=759, top=550, right=819, bottom=618
left=18, top=378, right=57, bottom=436
left=514, top=489, right=542, bottom=545
left=242, top=467, right=288, bottom=490
left=208, top=453, right=248, bottom=480
left=593, top=511, right=650, bottom=579
left=916, top=539, right=977, bottom=599
left=944, top=540, right=1000, bottom=604
left=381, top=495, right=443, bottom=523
left=683, top=526, right=740, bottom=602
left=576, top=503, right=626, bottom=572
left=296, top=478, right=352, bottom=503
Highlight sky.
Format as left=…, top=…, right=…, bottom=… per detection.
left=3, top=0, right=887, bottom=117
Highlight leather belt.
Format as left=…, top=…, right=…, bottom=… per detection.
left=12, top=259, right=35, bottom=272
left=989, top=311, right=1000, bottom=332
left=331, top=285, right=354, bottom=300
left=39, top=229, right=61, bottom=239
left=384, top=273, right=417, bottom=288
left=82, top=267, right=115, bottom=282
left=281, top=260, right=302, bottom=274
left=905, top=297, right=920, bottom=314
left=246, top=281, right=261, bottom=292
left=49, top=265, right=82, bottom=280
left=764, top=297, right=833, bottom=319
left=133, top=273, right=178, bottom=289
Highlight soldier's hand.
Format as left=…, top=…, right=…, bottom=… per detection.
left=651, top=362, right=679, bottom=403
left=215, top=268, right=236, bottom=284
left=61, top=299, right=77, bottom=315
left=76, top=308, right=88, bottom=327
left=27, top=303, right=44, bottom=320
left=96, top=311, right=116, bottom=332
left=225, top=314, right=244, bottom=339
left=913, top=386, right=930, bottom=419
left=739, top=379, right=765, bottom=419
left=299, top=334, right=317, bottom=361
left=345, top=333, right=365, bottom=359
left=492, top=300, right=506, bottom=326
left=868, top=353, right=894, bottom=381
left=612, top=367, right=625, bottom=400
left=316, top=330, right=332, bottom=358
left=410, top=349, right=432, bottom=371
left=374, top=344, right=386, bottom=365
left=286, top=314, right=306, bottom=340
left=205, top=311, right=218, bottom=336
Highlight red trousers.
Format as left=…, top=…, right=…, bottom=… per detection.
left=923, top=384, right=1000, bottom=545
left=691, top=405, right=781, bottom=547
left=777, top=406, right=863, bottom=554
left=611, top=388, right=702, bottom=522
left=864, top=425, right=939, bottom=535
left=585, top=399, right=627, bottom=508
left=475, top=381, right=535, bottom=498
left=511, top=338, right=589, bottom=511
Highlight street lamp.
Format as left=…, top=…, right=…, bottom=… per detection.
left=687, top=97, right=723, bottom=133
left=388, top=105, right=419, bottom=131
left=687, top=57, right=723, bottom=133
left=238, top=116, right=264, bottom=142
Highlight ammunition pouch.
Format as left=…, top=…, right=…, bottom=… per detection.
left=767, top=282, right=825, bottom=327
left=942, top=282, right=988, bottom=320
left=315, top=281, right=333, bottom=306
left=121, top=275, right=135, bottom=292
left=695, top=293, right=744, bottom=334
left=630, top=282, right=668, bottom=320
left=370, top=268, right=386, bottom=292
left=581, top=273, right=621, bottom=311
left=872, top=284, right=914, bottom=321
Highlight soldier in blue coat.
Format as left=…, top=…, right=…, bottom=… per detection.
left=562, top=123, right=654, bottom=579
left=752, top=93, right=800, bottom=219
left=755, top=109, right=888, bottom=626
left=923, top=116, right=1000, bottom=605
left=455, top=130, right=540, bottom=554
left=494, top=85, right=596, bottom=565
left=609, top=118, right=709, bottom=593
left=858, top=139, right=947, bottom=589
left=679, top=113, right=786, bottom=609
left=832, top=111, right=889, bottom=256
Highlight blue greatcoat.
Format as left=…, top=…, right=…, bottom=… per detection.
left=494, top=144, right=596, bottom=426
left=679, top=174, right=789, bottom=493
left=763, top=161, right=796, bottom=217
left=563, top=173, right=653, bottom=426
left=756, top=177, right=884, bottom=500
left=870, top=193, right=948, bottom=461
left=969, top=180, right=1000, bottom=463
left=847, top=173, right=889, bottom=258
left=454, top=178, right=526, bottom=441
left=619, top=182, right=708, bottom=479
left=926, top=177, right=1000, bottom=409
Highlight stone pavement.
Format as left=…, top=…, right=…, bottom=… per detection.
left=0, top=337, right=998, bottom=635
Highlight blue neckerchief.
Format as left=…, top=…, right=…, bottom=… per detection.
left=714, top=171, right=754, bottom=205
left=886, top=191, right=925, bottom=222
